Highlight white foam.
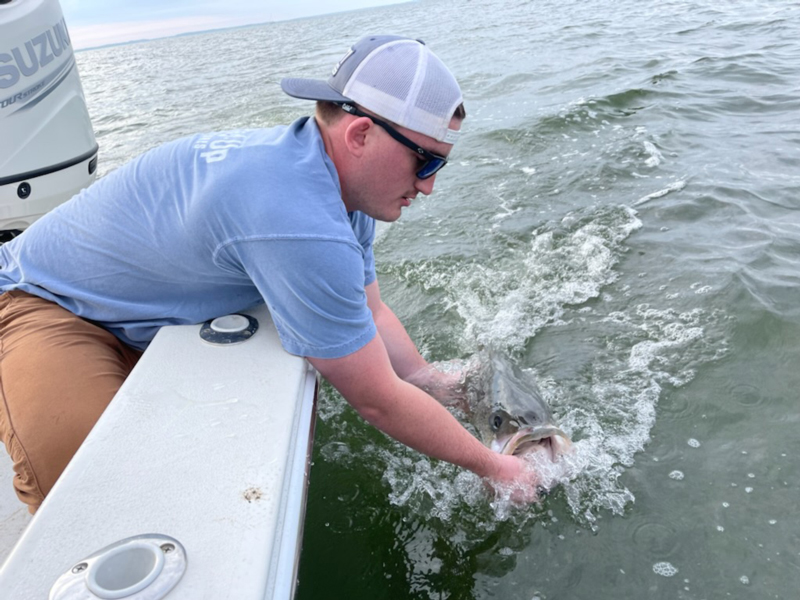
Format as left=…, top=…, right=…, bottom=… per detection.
left=633, top=180, right=686, bottom=206
left=653, top=562, right=678, bottom=577
left=447, top=205, right=642, bottom=352
left=687, top=438, right=701, bottom=448
left=669, top=470, right=684, bottom=480
left=643, top=141, right=663, bottom=167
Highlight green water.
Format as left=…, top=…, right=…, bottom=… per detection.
left=75, top=0, right=800, bottom=597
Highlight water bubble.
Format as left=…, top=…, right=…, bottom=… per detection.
left=669, top=470, right=684, bottom=480
left=747, top=473, right=755, bottom=478
left=717, top=526, right=724, bottom=532
left=769, top=519, right=777, bottom=525
left=740, top=576, right=750, bottom=585
left=687, top=439, right=701, bottom=448
left=653, top=562, right=678, bottom=577
left=722, top=502, right=730, bottom=508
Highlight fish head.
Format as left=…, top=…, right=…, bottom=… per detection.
left=468, top=351, right=572, bottom=460
left=484, top=405, right=572, bottom=459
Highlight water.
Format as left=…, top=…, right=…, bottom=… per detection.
left=72, top=0, right=800, bottom=597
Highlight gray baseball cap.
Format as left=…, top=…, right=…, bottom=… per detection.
left=281, top=35, right=463, bottom=144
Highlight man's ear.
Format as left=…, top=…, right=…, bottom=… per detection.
left=343, top=117, right=373, bottom=158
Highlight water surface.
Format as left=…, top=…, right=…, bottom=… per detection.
left=76, top=1, right=800, bottom=597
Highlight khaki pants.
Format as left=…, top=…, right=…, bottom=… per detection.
left=0, top=290, right=142, bottom=513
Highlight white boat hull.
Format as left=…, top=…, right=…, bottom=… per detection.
left=0, top=305, right=317, bottom=599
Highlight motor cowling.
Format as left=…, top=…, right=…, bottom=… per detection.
left=0, top=0, right=98, bottom=234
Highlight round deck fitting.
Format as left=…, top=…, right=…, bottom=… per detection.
left=200, top=313, right=258, bottom=345
left=50, top=534, right=187, bottom=599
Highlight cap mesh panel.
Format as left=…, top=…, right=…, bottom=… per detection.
left=352, top=44, right=419, bottom=102
left=415, top=55, right=460, bottom=120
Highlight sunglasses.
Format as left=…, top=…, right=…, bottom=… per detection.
left=339, top=103, right=448, bottom=180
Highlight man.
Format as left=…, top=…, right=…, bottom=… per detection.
left=0, top=35, right=538, bottom=514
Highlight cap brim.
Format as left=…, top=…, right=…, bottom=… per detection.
left=280, top=78, right=351, bottom=103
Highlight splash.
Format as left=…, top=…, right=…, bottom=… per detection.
left=319, top=203, right=728, bottom=530
left=446, top=204, right=642, bottom=352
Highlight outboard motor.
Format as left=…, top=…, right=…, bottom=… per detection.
left=0, top=0, right=97, bottom=241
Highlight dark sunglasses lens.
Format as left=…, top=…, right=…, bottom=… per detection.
left=417, top=157, right=446, bottom=180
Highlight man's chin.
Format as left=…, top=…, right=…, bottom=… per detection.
left=372, top=209, right=403, bottom=223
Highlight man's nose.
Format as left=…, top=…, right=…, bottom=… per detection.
left=415, top=174, right=437, bottom=196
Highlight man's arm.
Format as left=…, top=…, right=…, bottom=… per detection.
left=364, top=280, right=427, bottom=379
left=306, top=330, right=537, bottom=495
left=365, top=280, right=465, bottom=406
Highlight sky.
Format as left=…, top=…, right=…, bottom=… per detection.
left=60, top=0, right=408, bottom=50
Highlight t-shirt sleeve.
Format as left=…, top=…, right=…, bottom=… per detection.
left=219, top=236, right=376, bottom=359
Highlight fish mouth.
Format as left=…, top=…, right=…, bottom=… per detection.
left=496, top=426, right=572, bottom=459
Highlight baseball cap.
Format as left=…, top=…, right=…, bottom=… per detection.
left=281, top=35, right=463, bottom=144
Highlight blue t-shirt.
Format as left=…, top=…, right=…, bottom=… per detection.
left=0, top=117, right=377, bottom=358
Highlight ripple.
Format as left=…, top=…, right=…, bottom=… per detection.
left=729, top=383, right=765, bottom=408
left=632, top=521, right=679, bottom=557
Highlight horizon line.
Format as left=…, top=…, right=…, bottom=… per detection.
left=72, top=1, right=414, bottom=53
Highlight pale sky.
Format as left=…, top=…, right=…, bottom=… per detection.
left=61, top=0, right=409, bottom=50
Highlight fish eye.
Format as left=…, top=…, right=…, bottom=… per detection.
left=490, top=413, right=504, bottom=431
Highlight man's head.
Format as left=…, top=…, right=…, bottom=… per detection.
left=281, top=35, right=465, bottom=221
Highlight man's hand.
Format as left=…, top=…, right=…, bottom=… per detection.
left=485, top=453, right=542, bottom=504
left=403, top=360, right=470, bottom=408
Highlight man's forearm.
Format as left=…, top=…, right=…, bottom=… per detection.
left=308, top=335, right=537, bottom=493
left=372, top=300, right=469, bottom=406
left=309, top=335, right=499, bottom=478
left=371, top=299, right=429, bottom=379
left=350, top=369, right=499, bottom=478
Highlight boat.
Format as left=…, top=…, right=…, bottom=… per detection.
left=0, top=1, right=318, bottom=598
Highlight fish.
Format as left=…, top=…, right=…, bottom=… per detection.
left=463, top=350, right=572, bottom=461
